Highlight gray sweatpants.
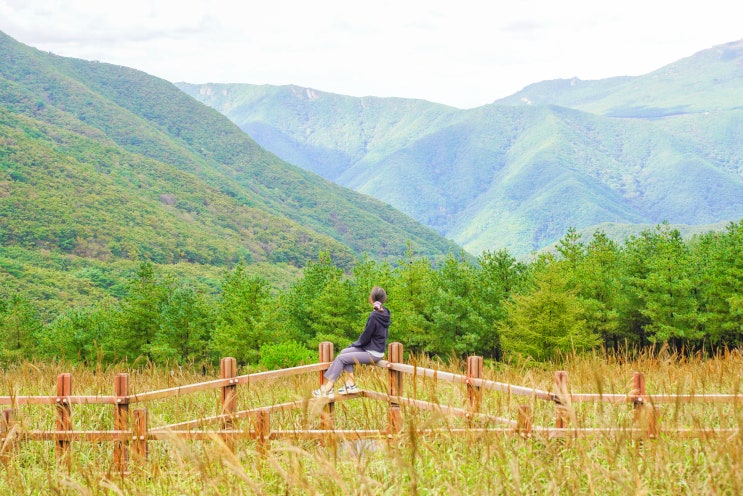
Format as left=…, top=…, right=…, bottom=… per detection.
left=324, top=346, right=382, bottom=382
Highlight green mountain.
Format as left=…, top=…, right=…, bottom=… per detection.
left=0, top=31, right=461, bottom=316
left=178, top=40, right=743, bottom=256
left=495, top=40, right=743, bottom=117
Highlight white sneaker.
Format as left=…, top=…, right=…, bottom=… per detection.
left=337, top=383, right=359, bottom=394
left=312, top=387, right=334, bottom=398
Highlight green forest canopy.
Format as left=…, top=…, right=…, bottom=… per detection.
left=2, top=220, right=741, bottom=367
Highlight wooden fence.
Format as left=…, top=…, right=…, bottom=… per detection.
left=1, top=341, right=742, bottom=475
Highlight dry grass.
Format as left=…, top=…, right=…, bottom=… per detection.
left=2, top=349, right=743, bottom=494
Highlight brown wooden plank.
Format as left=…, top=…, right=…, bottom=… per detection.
left=127, top=363, right=329, bottom=403
left=151, top=400, right=305, bottom=432
left=386, top=342, right=403, bottom=434
left=466, top=356, right=483, bottom=416
left=0, top=396, right=118, bottom=405
left=113, top=373, right=130, bottom=474
left=318, top=342, right=335, bottom=433
left=271, top=429, right=386, bottom=440
left=555, top=371, right=570, bottom=429
left=25, top=430, right=131, bottom=441
left=17, top=426, right=742, bottom=442
left=147, top=430, right=257, bottom=440
left=220, top=357, right=238, bottom=432
left=55, top=373, right=72, bottom=472
left=132, top=409, right=148, bottom=462
left=362, top=389, right=515, bottom=425
left=381, top=361, right=555, bottom=400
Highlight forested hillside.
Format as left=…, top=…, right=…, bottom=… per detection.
left=0, top=31, right=461, bottom=318
left=3, top=220, right=741, bottom=366
left=178, top=39, right=743, bottom=256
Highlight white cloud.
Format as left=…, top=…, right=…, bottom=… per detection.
left=0, top=0, right=740, bottom=108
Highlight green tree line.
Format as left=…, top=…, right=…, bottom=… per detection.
left=1, top=221, right=742, bottom=367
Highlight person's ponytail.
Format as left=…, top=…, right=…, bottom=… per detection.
left=370, top=286, right=387, bottom=312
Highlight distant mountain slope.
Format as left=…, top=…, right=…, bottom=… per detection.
left=0, top=30, right=461, bottom=276
left=494, top=39, right=743, bottom=118
left=178, top=40, right=743, bottom=255
left=179, top=84, right=461, bottom=183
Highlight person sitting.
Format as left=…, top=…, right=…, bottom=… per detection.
left=313, top=286, right=390, bottom=398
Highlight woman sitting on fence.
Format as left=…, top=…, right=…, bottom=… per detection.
left=313, top=286, right=390, bottom=398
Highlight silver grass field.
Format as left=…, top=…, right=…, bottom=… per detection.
left=2, top=349, right=743, bottom=495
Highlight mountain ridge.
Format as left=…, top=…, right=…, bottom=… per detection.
left=0, top=30, right=462, bottom=316
left=495, top=39, right=743, bottom=116
left=178, top=39, right=743, bottom=255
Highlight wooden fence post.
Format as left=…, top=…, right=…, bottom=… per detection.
left=132, top=408, right=148, bottom=463
left=387, top=342, right=403, bottom=434
left=1, top=408, right=17, bottom=464
left=113, top=373, right=130, bottom=474
left=632, top=372, right=658, bottom=438
left=466, top=356, right=483, bottom=420
left=554, top=371, right=569, bottom=429
left=252, top=410, right=270, bottom=455
left=516, top=405, right=532, bottom=438
left=56, top=372, right=72, bottom=472
left=220, top=357, right=238, bottom=428
left=319, top=342, right=335, bottom=430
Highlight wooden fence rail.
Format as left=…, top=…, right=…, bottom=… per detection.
left=1, top=341, right=742, bottom=475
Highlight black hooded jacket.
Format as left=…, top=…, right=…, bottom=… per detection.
left=352, top=307, right=391, bottom=355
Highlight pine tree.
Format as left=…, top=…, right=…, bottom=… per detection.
left=501, top=257, right=598, bottom=361
left=388, top=248, right=436, bottom=355
left=429, top=253, right=485, bottom=357
left=577, top=231, right=624, bottom=348
left=623, top=224, right=702, bottom=347
left=210, top=263, right=273, bottom=364
left=154, top=286, right=215, bottom=364
left=693, top=220, right=743, bottom=346
left=39, top=305, right=113, bottom=363
left=111, top=261, right=169, bottom=362
left=0, top=292, right=42, bottom=363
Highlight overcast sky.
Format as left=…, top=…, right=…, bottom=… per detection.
left=1, top=0, right=741, bottom=109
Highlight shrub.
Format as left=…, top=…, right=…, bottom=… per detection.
left=259, top=340, right=315, bottom=370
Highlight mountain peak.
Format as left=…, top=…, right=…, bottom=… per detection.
left=494, top=38, right=743, bottom=117
left=289, top=85, right=323, bottom=101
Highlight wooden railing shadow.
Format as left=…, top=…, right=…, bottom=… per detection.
left=2, top=341, right=742, bottom=475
